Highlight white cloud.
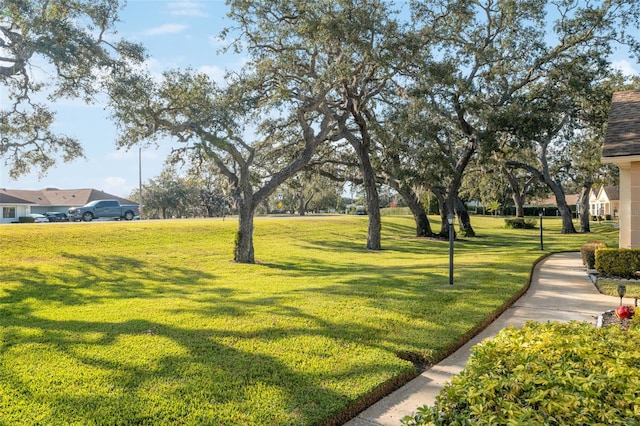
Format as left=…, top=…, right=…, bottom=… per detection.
left=612, top=59, right=639, bottom=77
left=143, top=24, right=188, bottom=36
left=127, top=56, right=183, bottom=83
left=141, top=56, right=172, bottom=82
left=198, top=65, right=226, bottom=84
left=167, top=1, right=208, bottom=18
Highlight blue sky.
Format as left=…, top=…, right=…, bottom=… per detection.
left=1, top=0, right=639, bottom=198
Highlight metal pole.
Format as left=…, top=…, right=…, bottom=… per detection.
left=138, top=146, right=143, bottom=219
left=448, top=213, right=454, bottom=285
left=0, top=137, right=6, bottom=189
left=539, top=211, right=544, bottom=250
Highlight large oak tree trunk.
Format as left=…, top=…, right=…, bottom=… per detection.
left=343, top=102, right=382, bottom=250
left=579, top=184, right=591, bottom=233
left=297, top=193, right=306, bottom=216
left=455, top=196, right=475, bottom=237
left=361, top=154, right=382, bottom=250
left=234, top=201, right=255, bottom=263
left=432, top=187, right=451, bottom=237
left=512, top=192, right=525, bottom=218
left=507, top=145, right=577, bottom=234
left=549, top=183, right=577, bottom=234
left=506, top=171, right=526, bottom=218
left=297, top=192, right=313, bottom=216
left=404, top=191, right=433, bottom=237
left=386, top=178, right=434, bottom=237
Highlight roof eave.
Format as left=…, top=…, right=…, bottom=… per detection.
left=601, top=155, right=640, bottom=166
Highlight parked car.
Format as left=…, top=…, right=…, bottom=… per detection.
left=68, top=199, right=140, bottom=222
left=29, top=213, right=49, bottom=223
left=44, top=212, right=70, bottom=222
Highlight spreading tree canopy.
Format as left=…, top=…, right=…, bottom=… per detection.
left=0, top=0, right=144, bottom=177
left=408, top=0, right=640, bottom=234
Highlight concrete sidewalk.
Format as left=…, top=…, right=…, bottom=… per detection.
left=345, top=252, right=630, bottom=426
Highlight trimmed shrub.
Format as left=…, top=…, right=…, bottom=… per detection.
left=580, top=241, right=608, bottom=269
left=504, top=218, right=536, bottom=229
left=402, top=321, right=640, bottom=426
left=18, top=216, right=35, bottom=223
left=380, top=207, right=411, bottom=216
left=595, top=248, right=640, bottom=279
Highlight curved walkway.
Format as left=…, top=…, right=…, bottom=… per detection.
left=345, top=252, right=628, bottom=426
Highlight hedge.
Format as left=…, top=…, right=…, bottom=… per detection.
left=581, top=241, right=608, bottom=269
left=595, top=248, right=640, bottom=279
left=504, top=218, right=536, bottom=229
left=402, top=321, right=640, bottom=425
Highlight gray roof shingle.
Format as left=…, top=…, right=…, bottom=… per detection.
left=602, top=186, right=619, bottom=201
left=0, top=188, right=135, bottom=206
left=603, top=90, right=640, bottom=158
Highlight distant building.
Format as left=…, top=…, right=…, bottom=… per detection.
left=589, top=186, right=620, bottom=219
left=528, top=193, right=580, bottom=215
left=0, top=188, right=136, bottom=224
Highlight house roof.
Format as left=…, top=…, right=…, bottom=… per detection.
left=0, top=191, right=35, bottom=205
left=603, top=90, right=640, bottom=159
left=0, top=188, right=135, bottom=207
left=601, top=186, right=620, bottom=201
left=530, top=193, right=580, bottom=207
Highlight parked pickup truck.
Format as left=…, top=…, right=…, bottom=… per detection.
left=68, top=199, right=140, bottom=222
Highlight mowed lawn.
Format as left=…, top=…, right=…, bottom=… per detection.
left=0, top=215, right=618, bottom=425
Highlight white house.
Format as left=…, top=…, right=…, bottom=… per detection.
left=0, top=192, right=34, bottom=223
left=0, top=188, right=136, bottom=224
left=589, top=186, right=620, bottom=219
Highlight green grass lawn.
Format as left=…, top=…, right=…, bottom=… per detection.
left=596, top=278, right=640, bottom=299
left=0, top=215, right=618, bottom=425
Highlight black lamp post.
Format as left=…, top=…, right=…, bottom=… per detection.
left=618, top=284, right=626, bottom=306
left=448, top=213, right=455, bottom=286
left=539, top=209, right=544, bottom=250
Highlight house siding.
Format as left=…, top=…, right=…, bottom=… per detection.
left=0, top=205, right=29, bottom=223
left=630, top=163, right=640, bottom=248
left=610, top=162, right=640, bottom=248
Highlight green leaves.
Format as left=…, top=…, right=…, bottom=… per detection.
left=0, top=0, right=145, bottom=177
left=405, top=321, right=640, bottom=425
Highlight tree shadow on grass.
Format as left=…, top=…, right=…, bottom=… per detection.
left=252, top=236, right=533, bottom=364
left=0, top=309, right=411, bottom=425
left=0, top=227, right=534, bottom=425
left=0, top=250, right=417, bottom=424
left=0, top=253, right=219, bottom=306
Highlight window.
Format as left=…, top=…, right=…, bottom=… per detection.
left=96, top=200, right=118, bottom=208
left=2, top=207, right=16, bottom=219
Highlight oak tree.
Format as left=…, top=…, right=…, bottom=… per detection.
left=0, top=0, right=144, bottom=177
